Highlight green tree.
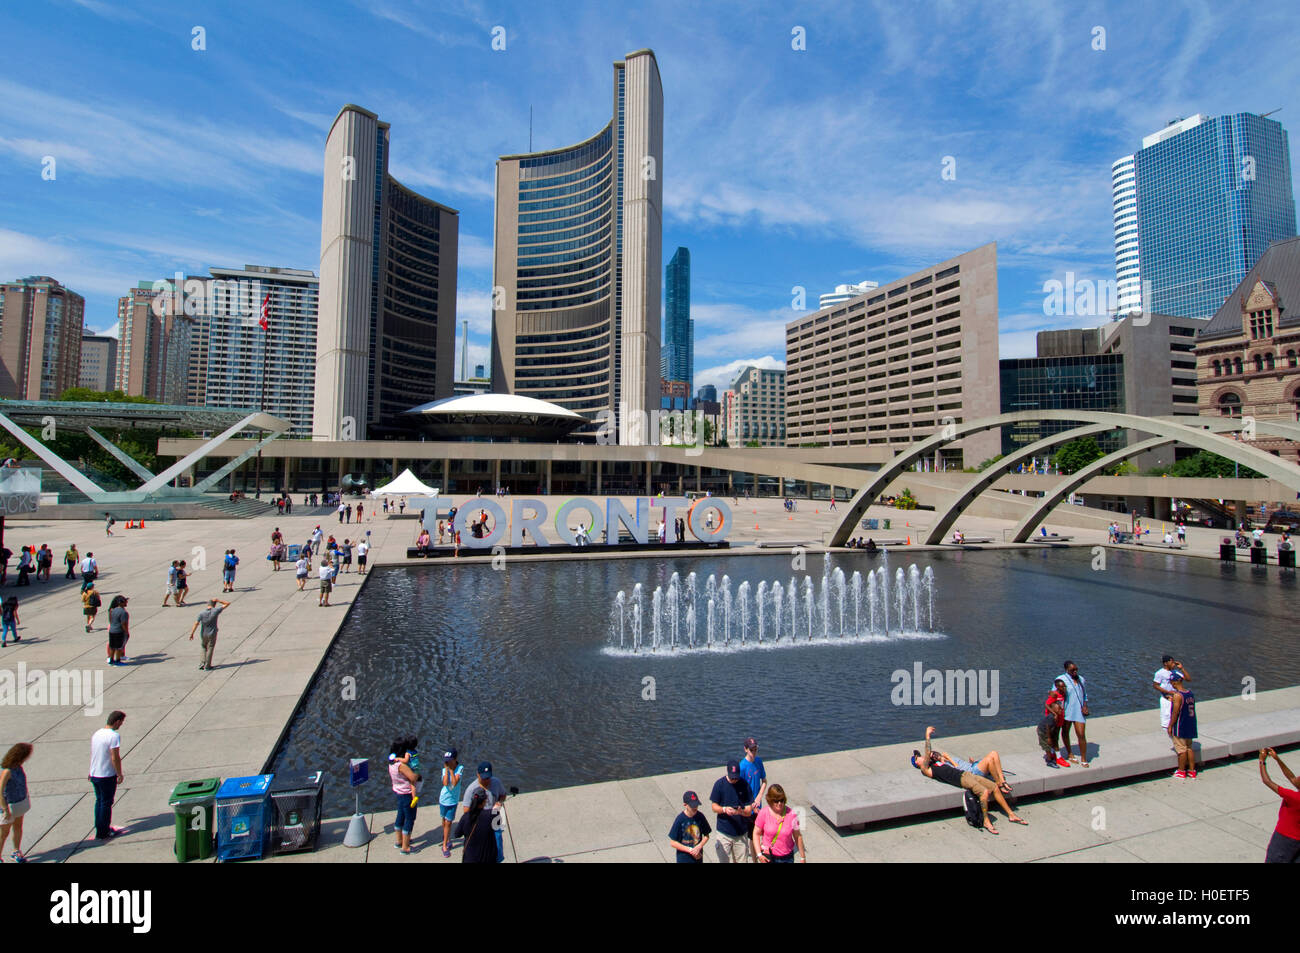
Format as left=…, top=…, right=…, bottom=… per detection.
left=1150, top=451, right=1263, bottom=479
left=57, top=388, right=159, bottom=404
left=964, top=454, right=1004, bottom=473
left=1054, top=437, right=1106, bottom=475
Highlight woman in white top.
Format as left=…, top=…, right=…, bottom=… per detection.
left=295, top=554, right=310, bottom=591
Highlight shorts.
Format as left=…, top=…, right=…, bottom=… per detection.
left=950, top=756, right=987, bottom=778
left=320, top=579, right=332, bottom=592
left=960, top=771, right=997, bottom=798
left=1171, top=735, right=1192, bottom=754
left=108, top=631, right=126, bottom=650
left=222, top=570, right=235, bottom=583
left=84, top=607, right=96, bottom=617
left=3, top=796, right=30, bottom=819
left=358, top=556, right=367, bottom=566
left=439, top=803, right=457, bottom=821
left=166, top=583, right=177, bottom=594
left=343, top=556, right=352, bottom=565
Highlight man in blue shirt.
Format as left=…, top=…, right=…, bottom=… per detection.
left=709, top=760, right=754, bottom=863
left=738, top=737, right=766, bottom=815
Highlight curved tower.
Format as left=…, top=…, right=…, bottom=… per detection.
left=492, top=50, right=662, bottom=443
left=315, top=105, right=458, bottom=440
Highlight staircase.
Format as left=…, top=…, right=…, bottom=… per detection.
left=193, top=497, right=278, bottom=518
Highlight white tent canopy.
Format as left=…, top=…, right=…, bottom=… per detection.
left=370, top=468, right=439, bottom=497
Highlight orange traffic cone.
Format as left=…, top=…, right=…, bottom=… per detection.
left=906, top=536, right=912, bottom=545
left=139, top=520, right=146, bottom=528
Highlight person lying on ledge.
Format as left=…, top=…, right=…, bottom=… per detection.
left=912, top=726, right=1026, bottom=835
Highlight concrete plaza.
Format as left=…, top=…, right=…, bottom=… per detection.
left=0, top=496, right=1292, bottom=863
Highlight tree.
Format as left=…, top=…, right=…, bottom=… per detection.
left=1054, top=437, right=1106, bottom=475
left=57, top=388, right=159, bottom=404
left=1149, top=451, right=1263, bottom=479
left=964, top=454, right=1004, bottom=473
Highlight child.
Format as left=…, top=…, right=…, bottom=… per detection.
left=0, top=596, right=18, bottom=646
left=439, top=749, right=464, bottom=858
left=295, top=553, right=311, bottom=591
left=668, top=791, right=712, bottom=863
left=1168, top=671, right=1198, bottom=780
left=1039, top=679, right=1069, bottom=768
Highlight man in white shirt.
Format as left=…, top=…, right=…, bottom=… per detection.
left=356, top=539, right=369, bottom=575
left=89, top=711, right=126, bottom=839
left=318, top=559, right=333, bottom=607
left=79, top=552, right=98, bottom=591
left=1154, top=655, right=1190, bottom=729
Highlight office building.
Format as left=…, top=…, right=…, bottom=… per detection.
left=1001, top=312, right=1204, bottom=468
left=697, top=383, right=717, bottom=404
left=725, top=365, right=785, bottom=447
left=1112, top=112, right=1297, bottom=317
left=785, top=243, right=1000, bottom=466
left=315, top=104, right=459, bottom=440
left=491, top=49, right=663, bottom=444
left=185, top=265, right=319, bottom=436
left=661, top=246, right=692, bottom=398
left=1196, top=236, right=1300, bottom=464
left=819, top=280, right=878, bottom=310
left=0, top=276, right=85, bottom=400
left=79, top=332, right=118, bottom=392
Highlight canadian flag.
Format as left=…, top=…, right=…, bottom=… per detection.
left=259, top=292, right=270, bottom=331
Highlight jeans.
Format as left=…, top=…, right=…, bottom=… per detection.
left=1, top=618, right=15, bottom=643
left=495, top=827, right=504, bottom=863
left=91, top=775, right=117, bottom=837
left=394, top=794, right=417, bottom=835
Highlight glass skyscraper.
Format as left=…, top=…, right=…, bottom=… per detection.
left=661, top=246, right=692, bottom=400
left=1112, top=112, right=1297, bottom=318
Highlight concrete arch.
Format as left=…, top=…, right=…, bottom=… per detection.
left=830, top=410, right=1300, bottom=546
left=924, top=422, right=1118, bottom=545
left=1011, top=436, right=1173, bottom=542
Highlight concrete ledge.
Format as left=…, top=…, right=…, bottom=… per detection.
left=1202, top=711, right=1300, bottom=755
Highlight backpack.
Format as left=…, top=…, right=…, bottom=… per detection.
left=89, top=592, right=102, bottom=608
left=963, top=790, right=984, bottom=829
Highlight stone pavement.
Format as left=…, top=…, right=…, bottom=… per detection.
left=0, top=497, right=1291, bottom=864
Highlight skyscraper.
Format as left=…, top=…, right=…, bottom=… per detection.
left=79, top=332, right=118, bottom=392
left=315, top=104, right=459, bottom=440
left=114, top=282, right=193, bottom=403
left=661, top=246, right=692, bottom=400
left=1112, top=112, right=1297, bottom=318
left=491, top=49, right=663, bottom=444
left=0, top=276, right=85, bottom=400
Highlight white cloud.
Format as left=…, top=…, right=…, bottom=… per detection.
left=696, top=355, right=786, bottom=395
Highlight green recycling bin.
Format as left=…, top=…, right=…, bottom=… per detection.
left=882, top=519, right=891, bottom=530
left=169, top=778, right=220, bottom=862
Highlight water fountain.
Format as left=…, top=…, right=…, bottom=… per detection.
left=608, top=552, right=943, bottom=653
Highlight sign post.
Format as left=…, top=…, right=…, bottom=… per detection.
left=343, top=758, right=370, bottom=847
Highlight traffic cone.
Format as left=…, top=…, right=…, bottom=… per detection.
left=139, top=520, right=146, bottom=528
left=906, top=536, right=912, bottom=545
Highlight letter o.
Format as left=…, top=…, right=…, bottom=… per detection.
left=553, top=497, right=606, bottom=545
left=455, top=498, right=507, bottom=549
left=688, top=499, right=732, bottom=540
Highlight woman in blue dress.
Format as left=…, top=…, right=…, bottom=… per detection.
left=1056, top=660, right=1090, bottom=766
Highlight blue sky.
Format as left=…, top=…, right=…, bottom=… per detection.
left=2, top=0, right=1297, bottom=395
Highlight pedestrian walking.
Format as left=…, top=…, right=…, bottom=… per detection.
left=105, top=513, right=115, bottom=537
left=0, top=596, right=19, bottom=646
left=0, top=545, right=10, bottom=585
left=668, top=791, right=711, bottom=863
left=36, top=544, right=52, bottom=582
left=64, top=543, right=79, bottom=579
left=175, top=560, right=189, bottom=606
left=1, top=742, right=34, bottom=862
left=221, top=549, right=239, bottom=592
left=162, top=560, right=180, bottom=607
left=346, top=503, right=353, bottom=524
left=1057, top=660, right=1090, bottom=766
left=357, top=502, right=364, bottom=522
left=399, top=497, right=406, bottom=515
left=89, top=711, right=126, bottom=840
left=106, top=596, right=130, bottom=665
left=439, top=749, right=463, bottom=857
left=1259, top=747, right=1300, bottom=863
left=709, top=759, right=755, bottom=863
left=752, top=784, right=806, bottom=863
left=15, top=548, right=32, bottom=586
left=80, top=551, right=98, bottom=591
left=82, top=583, right=101, bottom=631
left=189, top=598, right=231, bottom=671
left=1167, top=671, right=1197, bottom=779
left=337, top=502, right=346, bottom=524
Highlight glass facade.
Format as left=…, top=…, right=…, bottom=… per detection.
left=999, top=355, right=1126, bottom=455
left=1131, top=113, right=1296, bottom=318
left=660, top=246, right=692, bottom=396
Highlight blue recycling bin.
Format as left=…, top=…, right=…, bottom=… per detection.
left=287, top=544, right=302, bottom=560
left=215, top=774, right=273, bottom=861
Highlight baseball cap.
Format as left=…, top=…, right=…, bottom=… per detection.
left=443, top=748, right=458, bottom=762
left=477, top=761, right=493, bottom=778
left=1171, top=670, right=1188, bottom=682
left=683, top=791, right=700, bottom=807
left=726, top=759, right=741, bottom=779
left=910, top=750, right=922, bottom=768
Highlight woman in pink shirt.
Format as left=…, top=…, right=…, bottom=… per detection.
left=752, top=783, right=806, bottom=863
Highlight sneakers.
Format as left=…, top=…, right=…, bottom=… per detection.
left=1055, top=757, right=1071, bottom=768
left=1188, top=770, right=1198, bottom=780
left=1172, top=769, right=1187, bottom=779
left=10, top=851, right=26, bottom=863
